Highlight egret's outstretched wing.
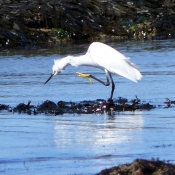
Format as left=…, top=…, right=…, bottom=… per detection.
left=88, top=42, right=142, bottom=82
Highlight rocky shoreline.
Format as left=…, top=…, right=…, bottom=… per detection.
left=1, top=0, right=175, bottom=48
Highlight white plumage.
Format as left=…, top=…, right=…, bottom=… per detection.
left=45, top=42, right=142, bottom=99
left=87, top=42, right=142, bottom=82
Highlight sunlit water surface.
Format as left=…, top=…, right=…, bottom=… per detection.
left=0, top=40, right=175, bottom=175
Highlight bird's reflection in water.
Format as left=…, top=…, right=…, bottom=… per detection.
left=53, top=111, right=144, bottom=151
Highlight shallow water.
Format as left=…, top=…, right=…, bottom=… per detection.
left=0, top=40, right=175, bottom=175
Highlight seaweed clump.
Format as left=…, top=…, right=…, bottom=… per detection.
left=0, top=96, right=156, bottom=116
left=97, top=159, right=175, bottom=175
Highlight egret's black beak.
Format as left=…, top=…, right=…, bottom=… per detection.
left=44, top=73, right=54, bottom=84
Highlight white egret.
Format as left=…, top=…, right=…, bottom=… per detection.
left=44, top=42, right=142, bottom=99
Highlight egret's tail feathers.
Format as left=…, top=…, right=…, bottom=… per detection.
left=120, top=70, right=142, bottom=83
left=131, top=68, right=143, bottom=82
left=111, top=64, right=142, bottom=83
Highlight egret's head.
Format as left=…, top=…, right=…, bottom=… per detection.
left=52, top=59, right=63, bottom=75
left=44, top=57, right=70, bottom=85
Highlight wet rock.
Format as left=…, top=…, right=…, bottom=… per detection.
left=139, top=103, right=155, bottom=110
left=54, top=97, right=155, bottom=115
left=0, top=97, right=171, bottom=115
left=0, top=104, right=9, bottom=110
left=13, top=100, right=38, bottom=115
left=75, top=99, right=111, bottom=114
left=57, top=101, right=78, bottom=114
left=14, top=100, right=32, bottom=113
left=38, top=100, right=57, bottom=110
left=37, top=100, right=63, bottom=115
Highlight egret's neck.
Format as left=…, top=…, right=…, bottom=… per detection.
left=69, top=54, right=95, bottom=67
left=56, top=56, right=71, bottom=70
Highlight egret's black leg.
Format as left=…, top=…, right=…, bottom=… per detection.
left=89, top=72, right=115, bottom=100
left=90, top=75, right=110, bottom=86
left=109, top=73, right=115, bottom=100
left=78, top=70, right=115, bottom=99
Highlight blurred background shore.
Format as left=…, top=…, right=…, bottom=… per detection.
left=1, top=0, right=175, bottom=48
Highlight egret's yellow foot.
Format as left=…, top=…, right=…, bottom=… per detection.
left=76, top=72, right=93, bottom=83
